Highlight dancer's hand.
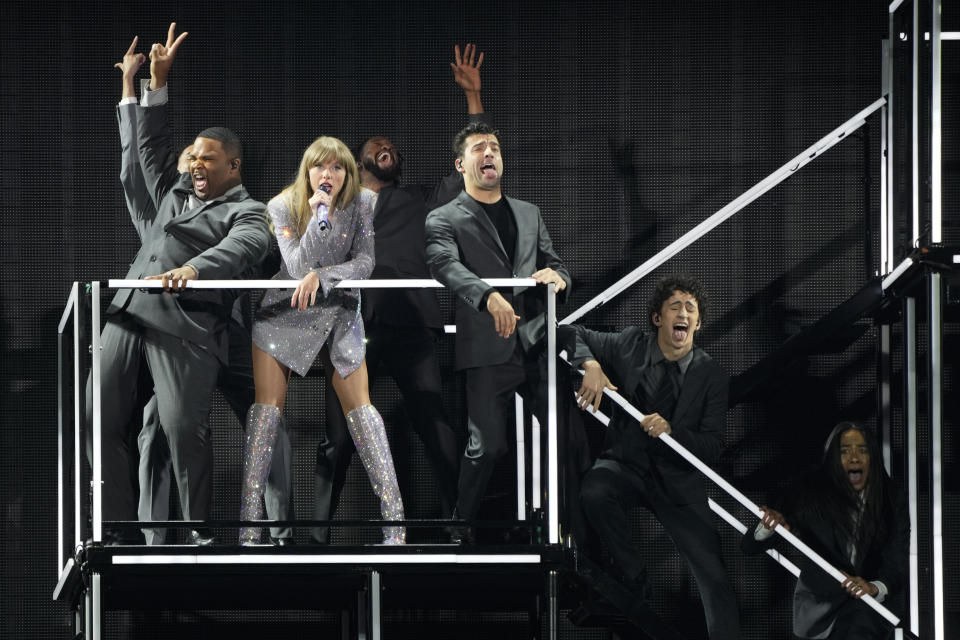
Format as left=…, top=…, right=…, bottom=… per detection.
left=145, top=265, right=197, bottom=292
left=451, top=43, right=484, bottom=114
left=531, top=267, right=566, bottom=292
left=640, top=412, right=672, bottom=437
left=149, top=22, right=188, bottom=90
left=757, top=506, right=790, bottom=532
left=292, top=271, right=320, bottom=310
left=486, top=291, right=519, bottom=338
left=115, top=36, right=146, bottom=99
left=841, top=573, right=879, bottom=599
left=576, top=361, right=617, bottom=413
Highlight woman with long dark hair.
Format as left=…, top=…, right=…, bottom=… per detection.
left=743, top=421, right=908, bottom=639
left=239, top=136, right=404, bottom=545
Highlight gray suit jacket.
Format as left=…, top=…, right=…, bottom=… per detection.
left=425, top=190, right=570, bottom=370
left=109, top=102, right=270, bottom=363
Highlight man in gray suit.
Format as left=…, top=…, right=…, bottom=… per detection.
left=88, top=24, right=270, bottom=543
left=424, top=122, right=571, bottom=539
left=112, top=35, right=292, bottom=545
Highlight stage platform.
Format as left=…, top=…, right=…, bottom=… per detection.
left=78, top=542, right=575, bottom=639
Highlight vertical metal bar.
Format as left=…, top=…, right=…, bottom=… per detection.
left=531, top=414, right=541, bottom=511
left=84, top=584, right=92, bottom=640
left=57, top=299, right=66, bottom=576
left=370, top=570, right=381, bottom=640
left=886, top=9, right=897, bottom=272
left=546, top=284, right=559, bottom=544
left=912, top=0, right=921, bottom=244
left=357, top=577, right=368, bottom=640
left=91, top=281, right=102, bottom=542
left=547, top=569, right=558, bottom=640
left=91, top=573, right=102, bottom=640
left=515, top=395, right=526, bottom=520
left=880, top=325, right=893, bottom=473
left=929, top=273, right=944, bottom=640
left=930, top=0, right=942, bottom=243
left=881, top=40, right=891, bottom=275
left=75, top=284, right=84, bottom=549
left=905, top=296, right=920, bottom=634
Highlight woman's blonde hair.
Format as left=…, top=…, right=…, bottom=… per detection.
left=279, top=136, right=360, bottom=235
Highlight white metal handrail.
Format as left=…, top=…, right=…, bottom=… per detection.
left=89, top=277, right=559, bottom=545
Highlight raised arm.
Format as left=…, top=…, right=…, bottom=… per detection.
left=137, top=23, right=188, bottom=209
left=423, top=44, right=491, bottom=209
left=114, top=36, right=154, bottom=236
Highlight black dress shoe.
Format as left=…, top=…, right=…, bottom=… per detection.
left=188, top=529, right=216, bottom=546
left=270, top=536, right=296, bottom=547
left=448, top=525, right=475, bottom=545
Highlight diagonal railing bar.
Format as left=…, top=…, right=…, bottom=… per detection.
left=579, top=401, right=801, bottom=578
left=560, top=98, right=887, bottom=326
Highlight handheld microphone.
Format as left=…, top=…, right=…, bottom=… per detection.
left=317, top=184, right=331, bottom=230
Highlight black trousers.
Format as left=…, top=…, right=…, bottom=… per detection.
left=455, top=344, right=586, bottom=528
left=312, top=324, right=459, bottom=542
left=820, top=597, right=893, bottom=640
left=580, top=459, right=740, bottom=640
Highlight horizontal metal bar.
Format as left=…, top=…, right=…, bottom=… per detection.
left=113, top=554, right=543, bottom=565
left=107, top=278, right=537, bottom=290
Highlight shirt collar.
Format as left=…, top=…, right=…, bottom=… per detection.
left=185, top=183, right=243, bottom=212
left=649, top=338, right=695, bottom=375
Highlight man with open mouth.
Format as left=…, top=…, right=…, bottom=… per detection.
left=566, top=275, right=740, bottom=639
left=425, top=119, right=575, bottom=544
left=87, top=24, right=270, bottom=545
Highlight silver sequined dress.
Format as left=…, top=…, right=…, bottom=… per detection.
left=252, top=189, right=376, bottom=377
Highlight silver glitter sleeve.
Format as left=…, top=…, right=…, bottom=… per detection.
left=268, top=194, right=327, bottom=279
left=315, top=189, right=377, bottom=297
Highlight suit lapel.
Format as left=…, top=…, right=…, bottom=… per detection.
left=505, top=196, right=532, bottom=269
left=166, top=183, right=248, bottom=229
left=456, top=192, right=510, bottom=263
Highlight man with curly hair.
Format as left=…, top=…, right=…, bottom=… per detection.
left=568, top=275, right=739, bottom=639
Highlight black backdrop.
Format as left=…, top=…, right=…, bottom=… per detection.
left=2, top=0, right=956, bottom=638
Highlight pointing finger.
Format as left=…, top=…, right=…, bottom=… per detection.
left=126, top=35, right=138, bottom=56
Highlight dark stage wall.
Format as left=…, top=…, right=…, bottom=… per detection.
left=2, top=1, right=955, bottom=638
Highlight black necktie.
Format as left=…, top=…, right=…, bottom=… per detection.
left=648, top=360, right=681, bottom=421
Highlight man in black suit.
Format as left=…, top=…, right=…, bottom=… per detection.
left=569, top=276, right=740, bottom=639
left=425, top=120, right=571, bottom=537
left=311, top=44, right=488, bottom=543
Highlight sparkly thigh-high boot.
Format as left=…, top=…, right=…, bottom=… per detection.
left=239, top=403, right=281, bottom=545
left=345, top=405, right=405, bottom=544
